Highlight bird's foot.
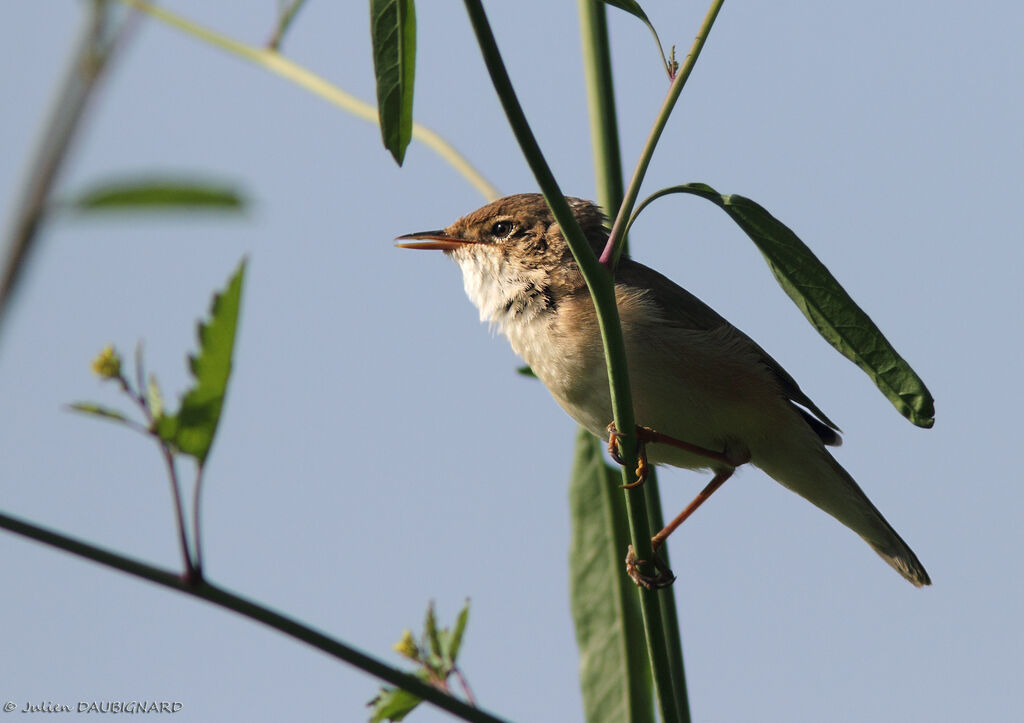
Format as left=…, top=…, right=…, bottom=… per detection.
left=625, top=545, right=676, bottom=590
left=606, top=422, right=650, bottom=489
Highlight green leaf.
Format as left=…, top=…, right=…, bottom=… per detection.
left=67, top=402, right=132, bottom=426
left=424, top=601, right=442, bottom=661
left=515, top=364, right=536, bottom=378
left=600, top=1, right=671, bottom=75
left=146, top=374, right=164, bottom=421
left=155, top=259, right=247, bottom=464
left=569, top=427, right=655, bottom=723
left=71, top=178, right=244, bottom=211
left=630, top=184, right=936, bottom=428
left=367, top=684, right=423, bottom=722
left=370, top=0, right=417, bottom=165
left=445, top=600, right=470, bottom=665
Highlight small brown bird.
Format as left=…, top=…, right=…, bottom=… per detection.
left=398, top=193, right=930, bottom=587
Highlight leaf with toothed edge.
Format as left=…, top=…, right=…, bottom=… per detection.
left=155, top=259, right=246, bottom=464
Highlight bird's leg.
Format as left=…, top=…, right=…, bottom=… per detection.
left=652, top=467, right=734, bottom=550
left=606, top=422, right=735, bottom=489
left=626, top=465, right=744, bottom=590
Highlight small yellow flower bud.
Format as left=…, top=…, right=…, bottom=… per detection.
left=91, top=345, right=122, bottom=380
left=392, top=629, right=419, bottom=660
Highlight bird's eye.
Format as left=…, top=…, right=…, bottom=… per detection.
left=490, top=220, right=514, bottom=239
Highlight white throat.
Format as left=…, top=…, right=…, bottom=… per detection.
left=451, top=246, right=556, bottom=364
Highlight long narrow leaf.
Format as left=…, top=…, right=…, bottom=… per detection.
left=370, top=0, right=417, bottom=165
left=67, top=402, right=132, bottom=426
left=600, top=1, right=670, bottom=74
left=632, top=184, right=935, bottom=427
left=155, top=259, right=247, bottom=463
left=71, top=178, right=244, bottom=211
left=569, top=428, right=654, bottom=723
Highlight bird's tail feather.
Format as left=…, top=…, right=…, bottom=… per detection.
left=761, top=446, right=930, bottom=587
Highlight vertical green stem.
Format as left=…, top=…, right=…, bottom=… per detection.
left=580, top=0, right=624, bottom=218
left=579, top=2, right=653, bottom=720
left=462, top=2, right=681, bottom=720
left=580, top=2, right=690, bottom=721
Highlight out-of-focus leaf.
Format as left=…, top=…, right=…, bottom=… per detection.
left=370, top=0, right=416, bottom=165
left=67, top=402, right=131, bottom=425
left=367, top=684, right=423, bottom=722
left=515, top=365, right=536, bottom=378
left=445, top=600, right=470, bottom=664
left=71, top=179, right=244, bottom=211
left=569, top=427, right=654, bottom=723
left=155, top=259, right=246, bottom=464
left=146, top=375, right=164, bottom=421
left=631, top=184, right=936, bottom=428
left=424, top=601, right=442, bottom=661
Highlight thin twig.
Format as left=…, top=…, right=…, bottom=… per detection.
left=0, top=509, right=507, bottom=723
left=191, top=465, right=206, bottom=575
left=0, top=2, right=133, bottom=335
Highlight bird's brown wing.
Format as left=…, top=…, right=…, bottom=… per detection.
left=618, top=258, right=842, bottom=442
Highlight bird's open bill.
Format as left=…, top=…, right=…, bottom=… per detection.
left=395, top=231, right=479, bottom=251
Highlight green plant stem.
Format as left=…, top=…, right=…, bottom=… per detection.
left=579, top=0, right=624, bottom=220
left=643, top=481, right=689, bottom=718
left=599, top=0, right=724, bottom=267
left=192, top=465, right=206, bottom=575
left=0, top=1, right=124, bottom=335
left=117, top=0, right=499, bottom=202
left=581, top=2, right=690, bottom=721
left=266, top=0, right=308, bottom=50
left=157, top=441, right=197, bottom=577
left=461, top=2, right=681, bottom=721
left=580, top=2, right=693, bottom=711
left=0, top=509, right=507, bottom=723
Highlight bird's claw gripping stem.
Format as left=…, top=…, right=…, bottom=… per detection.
left=606, top=422, right=649, bottom=489
left=625, top=544, right=676, bottom=590
left=607, top=422, right=739, bottom=489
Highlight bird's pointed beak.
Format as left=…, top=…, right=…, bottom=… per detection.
left=395, top=230, right=478, bottom=251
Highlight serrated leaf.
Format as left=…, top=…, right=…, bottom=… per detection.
left=631, top=184, right=936, bottom=428
left=67, top=402, right=132, bottom=425
left=367, top=685, right=422, bottom=722
left=370, top=0, right=416, bottom=165
left=569, top=428, right=655, bottom=723
left=71, top=178, right=244, bottom=211
left=445, top=600, right=470, bottom=665
left=155, top=259, right=246, bottom=463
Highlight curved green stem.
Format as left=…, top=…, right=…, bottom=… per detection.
left=0, top=509, right=507, bottom=723
left=118, top=0, right=499, bottom=202
left=599, top=0, right=725, bottom=267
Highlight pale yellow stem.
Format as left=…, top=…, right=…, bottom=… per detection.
left=118, top=0, right=500, bottom=202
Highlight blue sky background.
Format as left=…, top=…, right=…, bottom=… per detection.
left=2, top=2, right=1021, bottom=722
